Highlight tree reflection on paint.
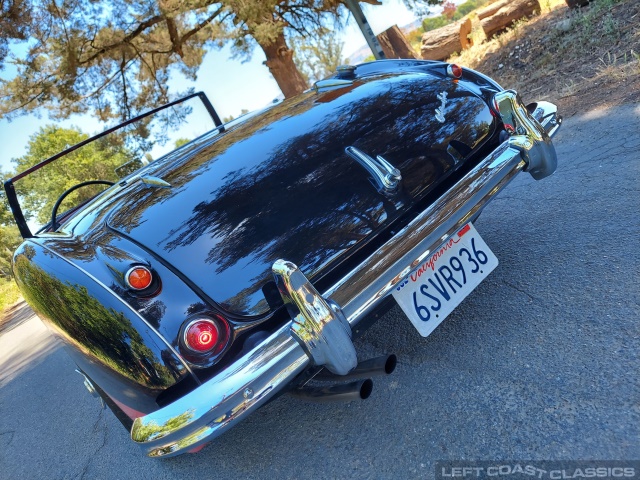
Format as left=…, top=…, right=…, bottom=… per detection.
left=14, top=246, right=177, bottom=388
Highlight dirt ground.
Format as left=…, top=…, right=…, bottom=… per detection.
left=457, top=0, right=640, bottom=117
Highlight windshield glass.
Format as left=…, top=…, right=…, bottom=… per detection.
left=7, top=94, right=219, bottom=236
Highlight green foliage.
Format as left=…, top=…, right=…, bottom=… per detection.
left=0, top=0, right=372, bottom=120
left=174, top=138, right=192, bottom=148
left=292, top=28, right=348, bottom=84
left=13, top=253, right=176, bottom=386
left=422, top=0, right=490, bottom=31
left=0, top=171, right=25, bottom=282
left=11, top=126, right=134, bottom=226
left=0, top=225, right=21, bottom=279
left=457, top=0, right=489, bottom=16
left=422, top=15, right=451, bottom=31
left=0, top=0, right=449, bottom=121
left=221, top=109, right=249, bottom=124
left=567, top=0, right=625, bottom=45
left=0, top=0, right=225, bottom=122
left=0, top=278, right=21, bottom=313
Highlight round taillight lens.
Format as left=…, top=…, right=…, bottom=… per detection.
left=126, top=266, right=153, bottom=290
left=184, top=320, right=220, bottom=353
left=447, top=64, right=463, bottom=79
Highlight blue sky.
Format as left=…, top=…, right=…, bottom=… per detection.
left=0, top=0, right=428, bottom=172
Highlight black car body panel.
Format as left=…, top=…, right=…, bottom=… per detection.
left=12, top=240, right=194, bottom=415
left=106, top=70, right=496, bottom=318
left=4, top=59, right=562, bottom=456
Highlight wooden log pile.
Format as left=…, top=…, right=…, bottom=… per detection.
left=420, top=17, right=473, bottom=61
left=477, top=0, right=541, bottom=38
left=377, top=25, right=419, bottom=59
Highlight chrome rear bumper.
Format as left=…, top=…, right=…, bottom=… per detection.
left=131, top=93, right=561, bottom=457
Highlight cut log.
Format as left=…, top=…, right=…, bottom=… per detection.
left=420, top=17, right=473, bottom=61
left=377, top=25, right=419, bottom=59
left=480, top=0, right=541, bottom=38
left=459, top=16, right=473, bottom=50
left=477, top=0, right=512, bottom=20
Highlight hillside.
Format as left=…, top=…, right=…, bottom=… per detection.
left=457, top=0, right=639, bottom=115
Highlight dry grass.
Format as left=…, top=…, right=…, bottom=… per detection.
left=412, top=0, right=640, bottom=114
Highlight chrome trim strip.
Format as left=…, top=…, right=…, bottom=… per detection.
left=131, top=140, right=528, bottom=457
left=131, top=98, right=560, bottom=458
left=75, top=369, right=100, bottom=398
left=326, top=143, right=526, bottom=324
left=313, top=78, right=354, bottom=91
left=140, top=176, right=172, bottom=188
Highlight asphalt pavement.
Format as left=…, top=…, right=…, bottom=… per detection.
left=0, top=102, right=638, bottom=479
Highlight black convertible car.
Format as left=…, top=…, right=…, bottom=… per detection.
left=5, top=60, right=560, bottom=457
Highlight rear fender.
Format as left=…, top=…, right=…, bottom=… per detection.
left=12, top=241, right=194, bottom=417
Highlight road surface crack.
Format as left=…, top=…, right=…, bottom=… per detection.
left=76, top=408, right=108, bottom=480
left=0, top=430, right=15, bottom=446
left=502, top=280, right=537, bottom=303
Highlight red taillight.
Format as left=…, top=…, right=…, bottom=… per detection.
left=447, top=64, right=463, bottom=79
left=490, top=95, right=501, bottom=118
left=126, top=266, right=153, bottom=290
left=184, top=320, right=220, bottom=353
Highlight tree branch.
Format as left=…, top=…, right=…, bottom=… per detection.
left=166, top=17, right=184, bottom=57
left=180, top=7, right=223, bottom=44
left=119, top=53, right=130, bottom=119
left=80, top=14, right=165, bottom=65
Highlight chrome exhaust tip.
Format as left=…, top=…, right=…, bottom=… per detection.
left=314, top=354, right=397, bottom=381
left=289, top=378, right=374, bottom=403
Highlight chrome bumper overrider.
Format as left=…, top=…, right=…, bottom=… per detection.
left=131, top=93, right=561, bottom=457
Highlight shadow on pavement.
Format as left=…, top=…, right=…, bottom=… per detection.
left=0, top=301, right=34, bottom=335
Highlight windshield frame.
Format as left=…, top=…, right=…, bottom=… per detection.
left=4, top=92, right=222, bottom=239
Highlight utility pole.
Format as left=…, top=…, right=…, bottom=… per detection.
left=344, top=0, right=386, bottom=60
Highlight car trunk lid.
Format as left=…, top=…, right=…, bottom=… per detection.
left=107, top=70, right=495, bottom=317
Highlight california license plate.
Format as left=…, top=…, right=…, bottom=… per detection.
left=392, top=223, right=498, bottom=337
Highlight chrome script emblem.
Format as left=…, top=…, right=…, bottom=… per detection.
left=435, top=91, right=448, bottom=123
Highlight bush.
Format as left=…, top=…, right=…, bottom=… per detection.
left=422, top=15, right=450, bottom=32
left=0, top=278, right=21, bottom=314
left=421, top=0, right=491, bottom=32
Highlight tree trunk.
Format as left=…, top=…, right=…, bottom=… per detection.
left=480, top=0, right=541, bottom=38
left=377, top=25, right=418, bottom=59
left=420, top=17, right=473, bottom=61
left=258, top=32, right=308, bottom=99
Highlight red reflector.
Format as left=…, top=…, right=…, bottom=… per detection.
left=126, top=267, right=152, bottom=290
left=185, top=320, right=219, bottom=353
left=447, top=64, right=463, bottom=79
left=458, top=224, right=471, bottom=237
